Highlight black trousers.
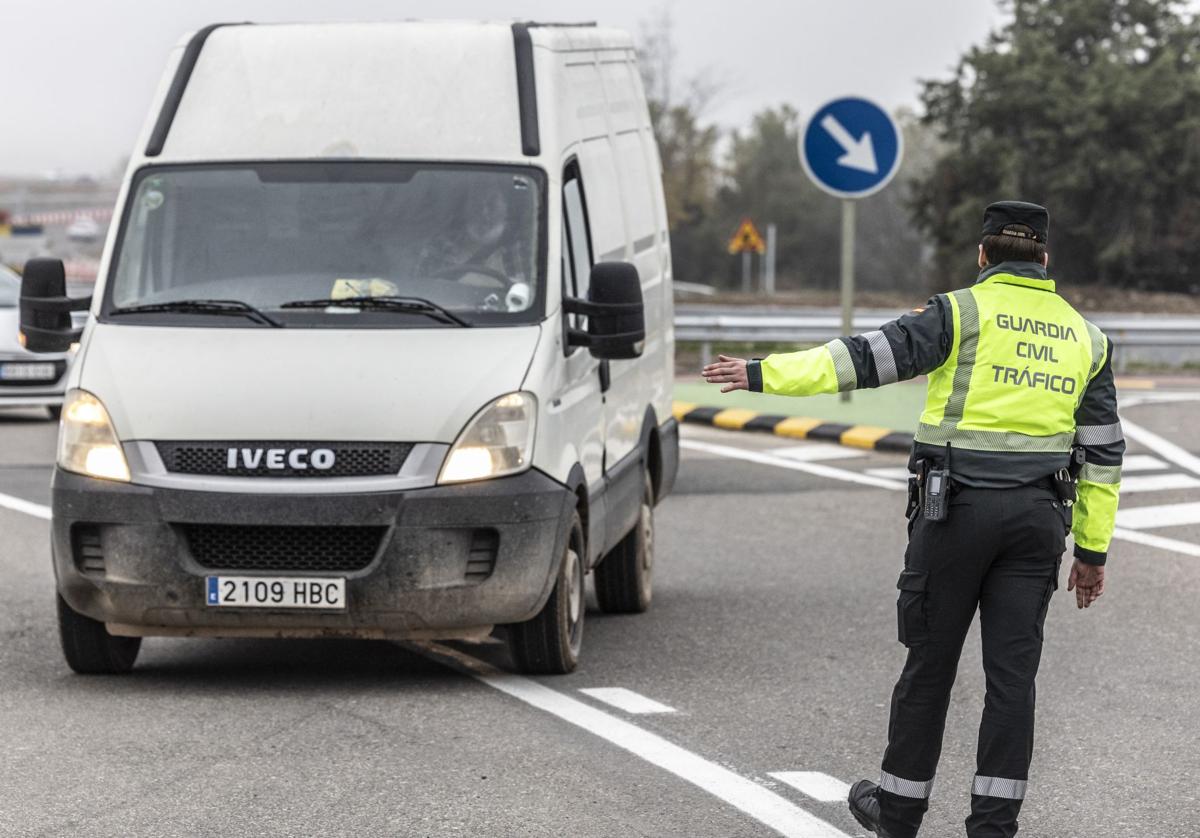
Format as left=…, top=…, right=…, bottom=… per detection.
left=878, top=483, right=1067, bottom=838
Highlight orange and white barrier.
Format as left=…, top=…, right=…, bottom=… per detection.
left=9, top=207, right=113, bottom=226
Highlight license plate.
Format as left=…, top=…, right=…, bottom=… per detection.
left=206, top=576, right=346, bottom=610
left=0, top=362, right=57, bottom=381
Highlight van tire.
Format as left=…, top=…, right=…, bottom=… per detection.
left=507, top=511, right=585, bottom=675
left=57, top=594, right=141, bottom=674
left=594, top=471, right=654, bottom=614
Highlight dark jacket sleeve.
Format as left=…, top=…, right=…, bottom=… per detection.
left=833, top=295, right=955, bottom=389
left=747, top=295, right=953, bottom=394
left=1071, top=336, right=1124, bottom=565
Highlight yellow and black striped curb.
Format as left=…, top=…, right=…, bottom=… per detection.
left=672, top=401, right=914, bottom=453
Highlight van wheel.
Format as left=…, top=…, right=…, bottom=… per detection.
left=57, top=594, right=140, bottom=674
left=46, top=405, right=62, bottom=421
left=595, top=471, right=654, bottom=614
left=508, top=512, right=585, bottom=675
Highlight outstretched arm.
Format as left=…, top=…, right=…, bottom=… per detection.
left=703, top=297, right=953, bottom=395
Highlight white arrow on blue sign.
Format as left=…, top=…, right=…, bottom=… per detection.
left=800, top=97, right=903, bottom=199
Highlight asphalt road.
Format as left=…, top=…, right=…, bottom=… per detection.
left=1, top=390, right=1198, bottom=838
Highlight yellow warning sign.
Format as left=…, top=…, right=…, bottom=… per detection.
left=727, top=218, right=766, bottom=255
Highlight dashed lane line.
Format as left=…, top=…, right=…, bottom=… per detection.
left=413, top=642, right=852, bottom=838
left=865, top=467, right=911, bottom=481
left=579, top=687, right=677, bottom=715
left=1116, top=502, right=1200, bottom=531
left=1109, top=527, right=1200, bottom=559
left=1121, top=455, right=1169, bottom=472
left=0, top=492, right=50, bottom=520
left=771, top=446, right=866, bottom=463
left=1119, top=474, right=1200, bottom=494
left=681, top=439, right=906, bottom=492
left=1120, top=417, right=1200, bottom=478
left=769, top=772, right=852, bottom=804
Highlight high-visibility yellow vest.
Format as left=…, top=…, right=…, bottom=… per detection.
left=914, top=272, right=1107, bottom=453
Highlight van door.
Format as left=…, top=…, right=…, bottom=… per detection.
left=574, top=135, right=646, bottom=552
left=560, top=161, right=606, bottom=561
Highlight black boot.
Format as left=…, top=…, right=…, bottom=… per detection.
left=848, top=780, right=898, bottom=838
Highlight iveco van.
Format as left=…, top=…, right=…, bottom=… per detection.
left=20, top=21, right=678, bottom=675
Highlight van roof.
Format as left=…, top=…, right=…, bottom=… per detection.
left=141, top=21, right=635, bottom=165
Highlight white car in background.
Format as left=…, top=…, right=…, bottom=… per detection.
left=66, top=217, right=102, bottom=243
left=0, top=265, right=76, bottom=419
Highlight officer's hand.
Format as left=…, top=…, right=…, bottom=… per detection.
left=1067, top=560, right=1105, bottom=609
left=702, top=355, right=749, bottom=393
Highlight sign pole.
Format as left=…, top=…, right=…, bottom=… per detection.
left=764, top=223, right=777, bottom=295
left=839, top=199, right=856, bottom=403
left=741, top=250, right=751, bottom=294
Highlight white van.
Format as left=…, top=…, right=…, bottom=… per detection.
left=19, top=21, right=678, bottom=675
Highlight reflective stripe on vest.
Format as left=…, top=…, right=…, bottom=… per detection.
left=915, top=274, right=1098, bottom=452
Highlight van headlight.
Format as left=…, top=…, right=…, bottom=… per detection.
left=438, top=392, right=536, bottom=484
left=57, top=390, right=130, bottom=482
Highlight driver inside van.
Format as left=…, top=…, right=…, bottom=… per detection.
left=417, top=179, right=534, bottom=311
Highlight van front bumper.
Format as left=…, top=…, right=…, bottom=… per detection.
left=51, top=468, right=575, bottom=639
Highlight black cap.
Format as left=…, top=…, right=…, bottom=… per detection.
left=982, top=201, right=1049, bottom=245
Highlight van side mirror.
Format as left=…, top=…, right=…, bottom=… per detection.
left=564, top=262, right=645, bottom=360
left=19, top=259, right=90, bottom=353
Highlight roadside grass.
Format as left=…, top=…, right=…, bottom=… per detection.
left=674, top=378, right=927, bottom=432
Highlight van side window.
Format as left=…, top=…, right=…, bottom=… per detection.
left=562, top=168, right=593, bottom=318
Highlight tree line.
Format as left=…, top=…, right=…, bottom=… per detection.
left=644, top=0, right=1200, bottom=296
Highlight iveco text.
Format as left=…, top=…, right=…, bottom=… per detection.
left=227, top=448, right=336, bottom=470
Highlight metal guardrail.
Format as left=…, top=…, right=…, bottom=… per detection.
left=675, top=306, right=1200, bottom=347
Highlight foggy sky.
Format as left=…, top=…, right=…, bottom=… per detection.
left=0, top=0, right=1010, bottom=177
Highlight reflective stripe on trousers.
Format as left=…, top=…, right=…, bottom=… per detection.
left=879, top=770, right=935, bottom=799
left=973, top=775, right=1027, bottom=800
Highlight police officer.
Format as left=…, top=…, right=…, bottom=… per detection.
left=702, top=202, right=1122, bottom=838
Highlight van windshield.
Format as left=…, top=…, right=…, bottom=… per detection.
left=104, top=163, right=545, bottom=327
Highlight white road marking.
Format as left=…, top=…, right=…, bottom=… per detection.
left=1121, top=392, right=1200, bottom=408
left=1121, top=418, right=1200, bottom=478
left=1116, top=502, right=1200, bottom=531
left=1110, top=527, right=1200, bottom=558
left=1119, top=474, right=1200, bottom=494
left=681, top=439, right=907, bottom=492
left=0, top=492, right=51, bottom=520
left=771, top=446, right=866, bottom=462
left=1122, top=454, right=1168, bottom=473
left=770, top=771, right=852, bottom=803
left=865, top=467, right=911, bottom=481
left=684, top=437, right=1200, bottom=559
left=579, top=687, right=677, bottom=715
left=415, top=642, right=851, bottom=838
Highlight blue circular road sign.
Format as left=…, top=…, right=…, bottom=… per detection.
left=800, top=97, right=903, bottom=199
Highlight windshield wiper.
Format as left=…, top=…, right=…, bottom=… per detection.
left=279, top=295, right=470, bottom=327
left=109, top=299, right=284, bottom=328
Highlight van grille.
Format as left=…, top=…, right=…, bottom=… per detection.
left=157, top=442, right=412, bottom=478
left=183, top=524, right=386, bottom=572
